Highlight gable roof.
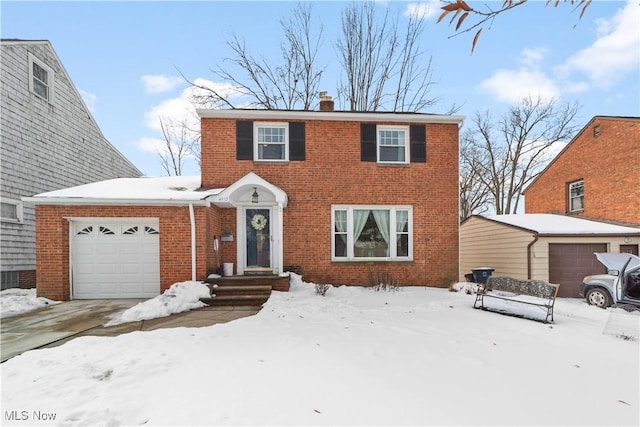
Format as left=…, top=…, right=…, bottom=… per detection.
left=523, top=116, right=640, bottom=194
left=470, top=214, right=640, bottom=236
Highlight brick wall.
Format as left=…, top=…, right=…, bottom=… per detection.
left=525, top=117, right=640, bottom=226
left=201, top=117, right=460, bottom=287
left=35, top=204, right=220, bottom=300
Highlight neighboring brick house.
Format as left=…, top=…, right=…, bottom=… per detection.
left=0, top=40, right=141, bottom=290
left=29, top=97, right=464, bottom=300
left=524, top=116, right=640, bottom=230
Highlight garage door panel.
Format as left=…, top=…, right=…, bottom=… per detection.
left=72, top=220, right=160, bottom=299
left=549, top=243, right=607, bottom=298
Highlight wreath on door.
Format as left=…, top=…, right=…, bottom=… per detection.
left=251, top=214, right=268, bottom=231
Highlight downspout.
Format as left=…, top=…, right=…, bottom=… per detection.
left=527, top=234, right=539, bottom=280
left=189, top=203, right=196, bottom=281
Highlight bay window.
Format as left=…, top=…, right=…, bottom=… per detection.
left=332, top=206, right=412, bottom=261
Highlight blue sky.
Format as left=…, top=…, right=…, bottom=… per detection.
left=2, top=1, right=638, bottom=177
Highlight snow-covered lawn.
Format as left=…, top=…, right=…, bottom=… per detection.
left=2, top=275, right=639, bottom=426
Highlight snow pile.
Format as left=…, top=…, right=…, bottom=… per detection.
left=0, top=288, right=60, bottom=318
left=105, top=281, right=210, bottom=326
left=1, top=277, right=638, bottom=426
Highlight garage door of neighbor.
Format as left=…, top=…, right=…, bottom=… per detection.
left=71, top=220, right=160, bottom=299
left=548, top=243, right=607, bottom=298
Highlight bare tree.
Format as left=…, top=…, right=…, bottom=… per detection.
left=187, top=2, right=324, bottom=110
left=459, top=137, right=491, bottom=222
left=438, top=0, right=592, bottom=53
left=336, top=1, right=438, bottom=112
left=156, top=117, right=200, bottom=176
left=463, top=97, right=580, bottom=214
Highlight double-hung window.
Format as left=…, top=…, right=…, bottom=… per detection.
left=255, top=122, right=288, bottom=161
left=332, top=206, right=412, bottom=261
left=28, top=53, right=54, bottom=102
left=378, top=126, right=409, bottom=164
left=568, top=180, right=584, bottom=212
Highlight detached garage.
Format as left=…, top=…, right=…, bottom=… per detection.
left=460, top=214, right=640, bottom=297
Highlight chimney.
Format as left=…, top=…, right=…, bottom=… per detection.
left=319, top=91, right=334, bottom=112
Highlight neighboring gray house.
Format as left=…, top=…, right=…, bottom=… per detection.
left=1, top=39, right=141, bottom=289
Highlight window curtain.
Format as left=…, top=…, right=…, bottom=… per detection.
left=372, top=210, right=390, bottom=256
left=396, top=210, right=408, bottom=233
left=353, top=210, right=370, bottom=243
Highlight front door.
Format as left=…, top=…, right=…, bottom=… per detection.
left=245, top=208, right=271, bottom=271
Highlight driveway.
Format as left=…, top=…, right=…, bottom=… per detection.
left=1, top=300, right=260, bottom=362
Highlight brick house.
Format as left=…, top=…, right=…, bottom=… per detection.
left=29, top=99, right=464, bottom=300
left=0, top=40, right=141, bottom=290
left=524, top=116, right=640, bottom=230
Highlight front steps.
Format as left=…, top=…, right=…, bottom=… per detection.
left=200, top=274, right=290, bottom=307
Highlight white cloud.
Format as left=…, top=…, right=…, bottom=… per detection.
left=555, top=0, right=639, bottom=87
left=141, top=74, right=185, bottom=94
left=479, top=49, right=560, bottom=104
left=79, top=89, right=97, bottom=113
left=404, top=1, right=441, bottom=20
left=135, top=136, right=166, bottom=154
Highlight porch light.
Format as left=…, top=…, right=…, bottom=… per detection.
left=252, top=187, right=259, bottom=204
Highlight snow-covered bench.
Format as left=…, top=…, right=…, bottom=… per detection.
left=473, top=276, right=560, bottom=323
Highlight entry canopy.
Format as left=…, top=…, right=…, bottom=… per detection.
left=210, top=172, right=288, bottom=208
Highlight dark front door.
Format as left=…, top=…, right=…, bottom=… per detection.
left=245, top=208, right=271, bottom=270
left=549, top=243, right=607, bottom=298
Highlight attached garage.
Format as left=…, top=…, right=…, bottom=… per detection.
left=71, top=219, right=160, bottom=299
left=460, top=214, right=640, bottom=298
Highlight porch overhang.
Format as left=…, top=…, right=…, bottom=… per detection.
left=209, top=172, right=288, bottom=208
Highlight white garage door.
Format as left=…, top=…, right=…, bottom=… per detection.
left=71, top=220, right=160, bottom=299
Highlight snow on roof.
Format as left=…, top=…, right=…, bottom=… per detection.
left=482, top=214, right=640, bottom=235
left=29, top=175, right=223, bottom=203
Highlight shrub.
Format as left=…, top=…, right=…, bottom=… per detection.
left=315, top=283, right=332, bottom=296
left=367, top=270, right=400, bottom=292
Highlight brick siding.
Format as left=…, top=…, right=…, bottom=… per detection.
left=202, top=117, right=460, bottom=287
left=524, top=117, right=640, bottom=226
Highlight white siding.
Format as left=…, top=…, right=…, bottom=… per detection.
left=460, top=216, right=535, bottom=281
left=0, top=41, right=141, bottom=273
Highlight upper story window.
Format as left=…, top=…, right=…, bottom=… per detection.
left=255, top=122, right=288, bottom=162
left=236, top=121, right=305, bottom=162
left=378, top=126, right=409, bottom=164
left=1, top=199, right=23, bottom=223
left=361, top=123, right=426, bottom=164
left=569, top=180, right=584, bottom=212
left=332, top=205, right=412, bottom=261
left=28, top=53, right=54, bottom=102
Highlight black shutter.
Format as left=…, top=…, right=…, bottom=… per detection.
left=289, top=122, right=305, bottom=161
left=361, top=123, right=377, bottom=162
left=236, top=121, right=253, bottom=160
left=410, top=124, right=426, bottom=163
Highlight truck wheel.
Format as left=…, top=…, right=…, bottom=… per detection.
left=586, top=288, right=612, bottom=308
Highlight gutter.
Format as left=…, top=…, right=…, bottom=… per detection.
left=22, top=197, right=212, bottom=207
left=527, top=234, right=539, bottom=280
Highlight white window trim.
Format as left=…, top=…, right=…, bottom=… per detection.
left=254, top=122, right=289, bottom=162
left=332, top=205, right=413, bottom=262
left=377, top=125, right=409, bottom=164
left=1, top=198, right=24, bottom=223
left=28, top=52, right=54, bottom=103
left=569, top=180, right=584, bottom=212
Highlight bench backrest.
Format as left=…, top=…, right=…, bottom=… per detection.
left=486, top=276, right=559, bottom=299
